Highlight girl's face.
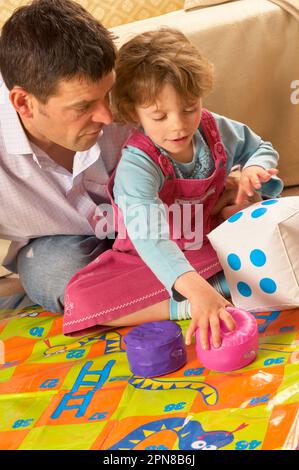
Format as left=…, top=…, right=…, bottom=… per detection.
left=134, top=83, right=202, bottom=162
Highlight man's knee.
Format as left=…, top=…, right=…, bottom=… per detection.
left=17, top=234, right=109, bottom=273
left=16, top=235, right=110, bottom=312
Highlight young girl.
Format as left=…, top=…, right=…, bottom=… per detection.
left=63, top=28, right=282, bottom=349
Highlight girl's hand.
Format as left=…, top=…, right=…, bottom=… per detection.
left=185, top=282, right=235, bottom=349
left=174, top=271, right=235, bottom=349
left=235, top=166, right=278, bottom=205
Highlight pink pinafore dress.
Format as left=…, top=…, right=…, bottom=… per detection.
left=63, top=109, right=227, bottom=335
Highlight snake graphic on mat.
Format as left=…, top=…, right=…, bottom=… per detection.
left=43, top=331, right=124, bottom=357
left=109, top=417, right=247, bottom=450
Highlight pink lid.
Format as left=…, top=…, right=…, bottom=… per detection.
left=195, top=307, right=258, bottom=372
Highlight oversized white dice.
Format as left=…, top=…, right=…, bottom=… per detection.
left=208, top=197, right=299, bottom=312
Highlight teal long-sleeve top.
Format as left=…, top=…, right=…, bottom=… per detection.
left=113, top=112, right=283, bottom=297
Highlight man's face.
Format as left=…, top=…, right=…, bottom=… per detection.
left=28, top=72, right=115, bottom=151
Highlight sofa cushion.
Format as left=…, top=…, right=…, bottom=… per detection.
left=0, top=240, right=11, bottom=277
left=268, top=0, right=299, bottom=22
left=184, top=0, right=299, bottom=21
left=0, top=0, right=184, bottom=29
left=184, top=0, right=234, bottom=11
left=84, top=0, right=184, bottom=27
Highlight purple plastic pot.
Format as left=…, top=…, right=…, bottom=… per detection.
left=124, top=321, right=187, bottom=377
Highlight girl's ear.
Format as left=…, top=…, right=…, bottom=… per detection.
left=127, top=105, right=140, bottom=124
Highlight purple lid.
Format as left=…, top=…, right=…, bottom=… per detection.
left=124, top=321, right=186, bottom=377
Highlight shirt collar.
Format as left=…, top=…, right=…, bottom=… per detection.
left=73, top=137, right=102, bottom=178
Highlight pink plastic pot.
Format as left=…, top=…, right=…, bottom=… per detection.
left=195, top=306, right=258, bottom=372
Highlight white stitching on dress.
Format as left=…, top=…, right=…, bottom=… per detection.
left=64, top=288, right=166, bottom=326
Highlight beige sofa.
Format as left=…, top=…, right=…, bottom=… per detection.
left=1, top=0, right=299, bottom=295
left=111, top=0, right=299, bottom=187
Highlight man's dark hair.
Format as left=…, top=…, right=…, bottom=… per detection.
left=0, top=0, right=116, bottom=102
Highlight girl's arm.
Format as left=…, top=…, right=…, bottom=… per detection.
left=213, top=112, right=283, bottom=199
left=113, top=145, right=196, bottom=295
left=113, top=145, right=235, bottom=348
left=174, top=270, right=234, bottom=348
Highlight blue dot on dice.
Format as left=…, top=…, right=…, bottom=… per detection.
left=237, top=282, right=252, bottom=297
left=260, top=278, right=277, bottom=294
left=227, top=211, right=243, bottom=223
left=261, top=199, right=279, bottom=206
left=251, top=199, right=279, bottom=218
left=250, top=249, right=266, bottom=267
left=251, top=207, right=267, bottom=218
left=227, top=253, right=241, bottom=270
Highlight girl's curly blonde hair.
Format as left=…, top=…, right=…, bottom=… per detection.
left=112, top=27, right=214, bottom=124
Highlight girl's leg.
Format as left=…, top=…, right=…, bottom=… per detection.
left=104, top=271, right=230, bottom=327
left=103, top=298, right=169, bottom=327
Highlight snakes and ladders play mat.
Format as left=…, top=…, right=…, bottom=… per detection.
left=0, top=305, right=298, bottom=450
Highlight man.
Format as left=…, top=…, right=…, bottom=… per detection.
left=0, top=0, right=131, bottom=312
left=0, top=0, right=255, bottom=315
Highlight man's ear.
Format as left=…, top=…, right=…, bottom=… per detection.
left=9, top=87, right=34, bottom=118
